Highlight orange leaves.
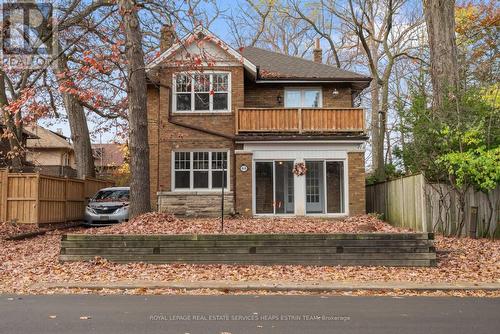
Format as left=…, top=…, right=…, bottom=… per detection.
left=85, top=213, right=407, bottom=235
left=1, top=215, right=498, bottom=296
left=455, top=1, right=500, bottom=35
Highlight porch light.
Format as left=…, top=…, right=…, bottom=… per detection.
left=277, top=93, right=282, bottom=104
left=332, top=89, right=340, bottom=98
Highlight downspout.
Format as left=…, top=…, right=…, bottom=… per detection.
left=156, top=87, right=161, bottom=203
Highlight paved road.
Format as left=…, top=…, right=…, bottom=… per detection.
left=1, top=294, right=498, bottom=334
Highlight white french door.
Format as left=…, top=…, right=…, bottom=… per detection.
left=305, top=161, right=324, bottom=213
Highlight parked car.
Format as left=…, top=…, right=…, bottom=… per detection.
left=84, top=187, right=130, bottom=226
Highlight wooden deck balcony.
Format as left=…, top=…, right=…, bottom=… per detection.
left=235, top=108, right=365, bottom=134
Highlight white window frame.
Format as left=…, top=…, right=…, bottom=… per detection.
left=172, top=150, right=230, bottom=191
left=303, top=159, right=347, bottom=215
left=172, top=71, right=232, bottom=114
left=284, top=87, right=323, bottom=108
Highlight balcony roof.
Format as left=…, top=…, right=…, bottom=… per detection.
left=235, top=133, right=368, bottom=141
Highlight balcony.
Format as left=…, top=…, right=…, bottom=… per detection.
left=235, top=108, right=365, bottom=134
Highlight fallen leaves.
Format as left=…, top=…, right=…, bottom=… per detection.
left=83, top=213, right=407, bottom=235
left=0, top=214, right=498, bottom=296
left=0, top=222, right=40, bottom=239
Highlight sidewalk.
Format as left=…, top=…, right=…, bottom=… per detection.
left=32, top=280, right=500, bottom=292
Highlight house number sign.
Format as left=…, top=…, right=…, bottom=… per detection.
left=240, top=164, right=248, bottom=172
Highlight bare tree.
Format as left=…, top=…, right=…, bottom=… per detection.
left=118, top=0, right=150, bottom=217
left=286, top=0, right=423, bottom=180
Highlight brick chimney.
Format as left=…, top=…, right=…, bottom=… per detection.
left=313, top=38, right=322, bottom=63
left=160, top=25, right=175, bottom=52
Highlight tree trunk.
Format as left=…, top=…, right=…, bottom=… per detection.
left=423, top=0, right=460, bottom=110
left=0, top=72, right=23, bottom=169
left=370, top=79, right=384, bottom=180
left=37, top=26, right=96, bottom=179
left=53, top=55, right=96, bottom=179
left=118, top=0, right=151, bottom=218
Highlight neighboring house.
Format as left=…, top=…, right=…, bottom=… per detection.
left=92, top=143, right=126, bottom=178
left=146, top=26, right=371, bottom=217
left=0, top=124, right=38, bottom=167
left=25, top=125, right=77, bottom=177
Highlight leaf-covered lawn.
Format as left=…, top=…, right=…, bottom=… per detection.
left=82, top=213, right=408, bottom=234
left=0, top=214, right=498, bottom=295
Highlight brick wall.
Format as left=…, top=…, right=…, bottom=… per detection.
left=158, top=192, right=234, bottom=217
left=146, top=52, right=362, bottom=214
left=348, top=152, right=366, bottom=215
left=244, top=82, right=353, bottom=108
left=147, top=65, right=244, bottom=210
left=235, top=152, right=253, bottom=215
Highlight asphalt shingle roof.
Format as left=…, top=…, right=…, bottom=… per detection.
left=240, top=46, right=371, bottom=83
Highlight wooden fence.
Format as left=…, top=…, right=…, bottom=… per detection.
left=60, top=233, right=436, bottom=267
left=366, top=174, right=500, bottom=237
left=0, top=169, right=113, bottom=224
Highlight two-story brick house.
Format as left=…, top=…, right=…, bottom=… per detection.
left=146, top=26, right=371, bottom=217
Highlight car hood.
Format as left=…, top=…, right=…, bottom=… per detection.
left=88, top=201, right=128, bottom=209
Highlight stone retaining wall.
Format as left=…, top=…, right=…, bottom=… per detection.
left=157, top=191, right=234, bottom=217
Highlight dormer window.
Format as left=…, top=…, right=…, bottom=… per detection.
left=173, top=72, right=231, bottom=113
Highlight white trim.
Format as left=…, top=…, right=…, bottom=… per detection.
left=163, top=62, right=243, bottom=68
left=172, top=71, right=232, bottom=114
left=256, top=80, right=370, bottom=84
left=302, top=159, right=348, bottom=215
left=171, top=149, right=230, bottom=192
left=284, top=87, right=323, bottom=108
left=146, top=26, right=257, bottom=74
left=237, top=140, right=366, bottom=145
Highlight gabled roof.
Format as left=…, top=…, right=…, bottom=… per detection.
left=25, top=125, right=72, bottom=149
left=146, top=26, right=257, bottom=75
left=146, top=26, right=370, bottom=87
left=240, top=46, right=371, bottom=84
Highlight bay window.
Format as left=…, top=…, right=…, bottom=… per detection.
left=174, top=73, right=230, bottom=112
left=173, top=151, right=228, bottom=190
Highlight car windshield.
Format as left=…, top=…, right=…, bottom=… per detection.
left=93, top=189, right=129, bottom=202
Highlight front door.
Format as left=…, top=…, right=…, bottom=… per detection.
left=305, top=161, right=324, bottom=213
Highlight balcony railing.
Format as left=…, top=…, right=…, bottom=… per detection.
left=236, top=108, right=365, bottom=134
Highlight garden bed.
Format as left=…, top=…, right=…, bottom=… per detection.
left=82, top=213, right=409, bottom=235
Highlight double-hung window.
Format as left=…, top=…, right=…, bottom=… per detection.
left=174, top=72, right=230, bottom=112
left=173, top=151, right=228, bottom=190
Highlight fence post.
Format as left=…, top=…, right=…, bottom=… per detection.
left=1, top=169, right=8, bottom=221
left=419, top=174, right=427, bottom=232
left=469, top=206, right=478, bottom=238
left=64, top=177, right=69, bottom=223
left=298, top=108, right=302, bottom=133
left=35, top=172, right=40, bottom=224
